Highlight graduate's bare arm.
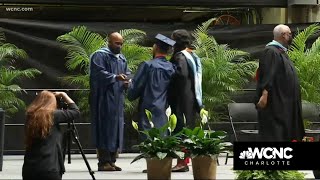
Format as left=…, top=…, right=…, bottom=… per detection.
left=257, top=89, right=268, bottom=108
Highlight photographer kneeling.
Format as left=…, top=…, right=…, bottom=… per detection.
left=22, top=91, right=80, bottom=180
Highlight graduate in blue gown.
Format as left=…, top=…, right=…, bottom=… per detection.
left=128, top=34, right=175, bottom=134
left=89, top=32, right=130, bottom=171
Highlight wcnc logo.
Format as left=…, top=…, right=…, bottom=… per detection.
left=239, top=147, right=293, bottom=160
left=235, top=142, right=320, bottom=170
left=233, top=142, right=312, bottom=170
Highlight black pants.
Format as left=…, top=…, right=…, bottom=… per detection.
left=98, top=149, right=116, bottom=166
left=23, top=171, right=62, bottom=180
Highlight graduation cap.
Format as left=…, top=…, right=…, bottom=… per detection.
left=155, top=34, right=176, bottom=46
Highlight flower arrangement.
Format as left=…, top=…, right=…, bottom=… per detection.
left=131, top=109, right=184, bottom=164
left=181, top=109, right=230, bottom=158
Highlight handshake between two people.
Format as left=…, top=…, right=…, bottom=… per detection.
left=116, top=74, right=131, bottom=89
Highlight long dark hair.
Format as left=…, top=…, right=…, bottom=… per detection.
left=25, top=90, right=57, bottom=149
left=171, top=29, right=192, bottom=52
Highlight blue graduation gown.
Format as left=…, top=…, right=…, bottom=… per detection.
left=89, top=47, right=130, bottom=151
left=128, top=57, right=175, bottom=131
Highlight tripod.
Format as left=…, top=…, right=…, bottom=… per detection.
left=64, top=119, right=95, bottom=180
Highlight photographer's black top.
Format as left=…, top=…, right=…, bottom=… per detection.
left=22, top=103, right=80, bottom=178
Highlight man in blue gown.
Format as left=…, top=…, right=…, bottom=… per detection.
left=89, top=32, right=130, bottom=171
left=128, top=34, right=175, bottom=134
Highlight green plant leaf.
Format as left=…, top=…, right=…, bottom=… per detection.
left=0, top=30, right=40, bottom=116
left=140, top=130, right=150, bottom=138
left=145, top=109, right=152, bottom=120
left=192, top=127, right=202, bottom=135
left=132, top=121, right=139, bottom=131
left=183, top=128, right=193, bottom=136
left=119, top=29, right=146, bottom=44
left=191, top=19, right=258, bottom=121
left=144, top=109, right=154, bottom=128
left=197, top=129, right=205, bottom=138
left=156, top=152, right=168, bottom=160
left=57, top=25, right=105, bottom=71
left=148, top=128, right=160, bottom=139
left=210, top=131, right=227, bottom=137
left=131, top=153, right=147, bottom=164
left=288, top=24, right=320, bottom=104
left=159, top=122, right=170, bottom=134
left=235, top=170, right=305, bottom=180
left=169, top=114, right=177, bottom=132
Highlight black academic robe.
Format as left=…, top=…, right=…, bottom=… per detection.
left=128, top=57, right=175, bottom=132
left=168, top=52, right=201, bottom=134
left=256, top=45, right=305, bottom=142
left=89, top=48, right=130, bottom=151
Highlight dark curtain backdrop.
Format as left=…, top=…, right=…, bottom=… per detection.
left=0, top=0, right=287, bottom=7
left=0, top=18, right=315, bottom=153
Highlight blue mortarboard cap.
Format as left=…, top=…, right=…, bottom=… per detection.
left=155, top=34, right=176, bottom=46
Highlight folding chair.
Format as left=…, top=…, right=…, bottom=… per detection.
left=225, top=103, right=258, bottom=165
left=302, top=102, right=320, bottom=123
left=302, top=102, right=320, bottom=140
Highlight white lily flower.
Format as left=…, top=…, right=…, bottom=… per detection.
left=183, top=113, right=186, bottom=125
left=200, top=108, right=209, bottom=119
left=201, top=114, right=208, bottom=125
left=166, top=106, right=171, bottom=119
left=150, top=121, right=154, bottom=128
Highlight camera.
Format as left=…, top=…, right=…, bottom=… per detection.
left=56, top=96, right=68, bottom=109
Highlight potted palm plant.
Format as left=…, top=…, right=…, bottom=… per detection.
left=0, top=29, right=40, bottom=171
left=131, top=109, right=184, bottom=180
left=288, top=24, right=320, bottom=179
left=0, top=30, right=41, bottom=115
left=288, top=24, right=320, bottom=103
left=192, top=18, right=258, bottom=121
left=181, top=110, right=230, bottom=180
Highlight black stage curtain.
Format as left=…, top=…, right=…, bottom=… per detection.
left=0, top=0, right=287, bottom=7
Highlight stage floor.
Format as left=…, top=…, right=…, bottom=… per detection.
left=0, top=153, right=315, bottom=179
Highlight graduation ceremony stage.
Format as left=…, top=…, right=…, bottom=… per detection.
left=1, top=1, right=320, bottom=179
left=0, top=19, right=316, bottom=155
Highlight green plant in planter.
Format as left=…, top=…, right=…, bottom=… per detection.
left=180, top=110, right=230, bottom=179
left=288, top=24, right=320, bottom=103
left=235, top=170, right=305, bottom=180
left=181, top=127, right=229, bottom=158
left=181, top=109, right=230, bottom=158
left=192, top=18, right=258, bottom=121
left=131, top=109, right=184, bottom=163
left=0, top=29, right=41, bottom=115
